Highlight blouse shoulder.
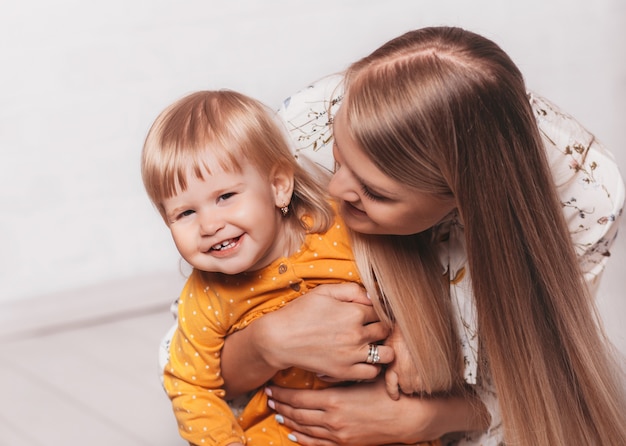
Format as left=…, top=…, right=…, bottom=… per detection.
left=529, top=92, right=625, bottom=289
left=277, top=74, right=344, bottom=173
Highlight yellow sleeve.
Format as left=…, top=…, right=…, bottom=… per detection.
left=163, top=270, right=245, bottom=446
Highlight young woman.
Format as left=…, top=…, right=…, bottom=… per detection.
left=219, top=27, right=626, bottom=445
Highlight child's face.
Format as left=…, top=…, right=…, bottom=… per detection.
left=162, top=159, right=289, bottom=274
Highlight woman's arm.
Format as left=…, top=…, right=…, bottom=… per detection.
left=266, top=378, right=490, bottom=446
left=220, top=283, right=394, bottom=398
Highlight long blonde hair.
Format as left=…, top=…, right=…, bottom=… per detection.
left=141, top=90, right=334, bottom=238
left=344, top=26, right=626, bottom=444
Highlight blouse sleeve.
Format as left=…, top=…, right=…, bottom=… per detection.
left=529, top=92, right=625, bottom=294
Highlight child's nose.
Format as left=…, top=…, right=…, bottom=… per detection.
left=199, top=214, right=224, bottom=236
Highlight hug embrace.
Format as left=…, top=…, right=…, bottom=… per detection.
left=144, top=26, right=626, bottom=445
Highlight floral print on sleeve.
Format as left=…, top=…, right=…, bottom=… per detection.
left=530, top=92, right=625, bottom=292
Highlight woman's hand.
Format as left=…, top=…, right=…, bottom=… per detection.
left=221, top=283, right=394, bottom=397
left=384, top=326, right=425, bottom=400
left=266, top=378, right=490, bottom=446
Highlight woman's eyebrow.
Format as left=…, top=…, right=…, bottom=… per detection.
left=353, top=167, right=401, bottom=199
left=334, top=139, right=399, bottom=198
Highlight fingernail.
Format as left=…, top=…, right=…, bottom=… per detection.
left=275, top=414, right=284, bottom=424
left=268, top=399, right=276, bottom=410
left=264, top=387, right=273, bottom=397
left=366, top=292, right=371, bottom=300
left=288, top=433, right=298, bottom=442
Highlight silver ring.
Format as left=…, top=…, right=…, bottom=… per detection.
left=366, top=343, right=380, bottom=364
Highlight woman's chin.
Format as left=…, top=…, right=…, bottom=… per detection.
left=340, top=202, right=377, bottom=234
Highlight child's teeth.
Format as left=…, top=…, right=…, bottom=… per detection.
left=212, top=239, right=234, bottom=250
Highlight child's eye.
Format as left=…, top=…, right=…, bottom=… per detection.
left=178, top=209, right=195, bottom=219
left=218, top=192, right=235, bottom=201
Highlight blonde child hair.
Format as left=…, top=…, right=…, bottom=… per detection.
left=141, top=89, right=334, bottom=239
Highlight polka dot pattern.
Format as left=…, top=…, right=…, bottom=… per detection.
left=162, top=214, right=361, bottom=444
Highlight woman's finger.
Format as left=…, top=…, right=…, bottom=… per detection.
left=360, top=305, right=382, bottom=325
left=318, top=282, right=371, bottom=306
left=271, top=396, right=339, bottom=446
left=360, top=342, right=394, bottom=366
left=280, top=429, right=337, bottom=446
left=272, top=399, right=327, bottom=427
left=324, top=342, right=393, bottom=382
left=385, top=368, right=400, bottom=401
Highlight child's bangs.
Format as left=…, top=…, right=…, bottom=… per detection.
left=159, top=139, right=243, bottom=200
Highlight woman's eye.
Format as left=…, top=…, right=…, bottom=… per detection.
left=361, top=185, right=386, bottom=202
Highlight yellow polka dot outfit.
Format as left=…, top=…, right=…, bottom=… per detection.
left=163, top=215, right=370, bottom=446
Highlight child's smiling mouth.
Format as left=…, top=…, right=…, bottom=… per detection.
left=210, top=236, right=241, bottom=251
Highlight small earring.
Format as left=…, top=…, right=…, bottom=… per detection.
left=280, top=203, right=289, bottom=216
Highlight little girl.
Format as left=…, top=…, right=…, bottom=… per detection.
left=141, top=90, right=440, bottom=446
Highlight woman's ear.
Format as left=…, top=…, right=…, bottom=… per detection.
left=270, top=164, right=295, bottom=207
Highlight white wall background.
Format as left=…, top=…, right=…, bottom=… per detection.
left=1, top=0, right=624, bottom=304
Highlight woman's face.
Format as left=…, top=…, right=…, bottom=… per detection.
left=329, top=107, right=455, bottom=235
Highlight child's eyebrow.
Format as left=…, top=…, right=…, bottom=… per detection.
left=164, top=204, right=188, bottom=220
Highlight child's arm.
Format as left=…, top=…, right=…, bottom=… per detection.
left=221, top=283, right=393, bottom=397
left=163, top=271, right=246, bottom=445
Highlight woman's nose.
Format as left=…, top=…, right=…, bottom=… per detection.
left=328, top=168, right=361, bottom=203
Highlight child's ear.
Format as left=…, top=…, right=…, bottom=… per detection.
left=270, top=164, right=295, bottom=207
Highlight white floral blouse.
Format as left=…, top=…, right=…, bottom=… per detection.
left=277, top=74, right=625, bottom=445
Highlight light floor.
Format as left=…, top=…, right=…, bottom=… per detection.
left=0, top=227, right=624, bottom=446
left=0, top=306, right=186, bottom=445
